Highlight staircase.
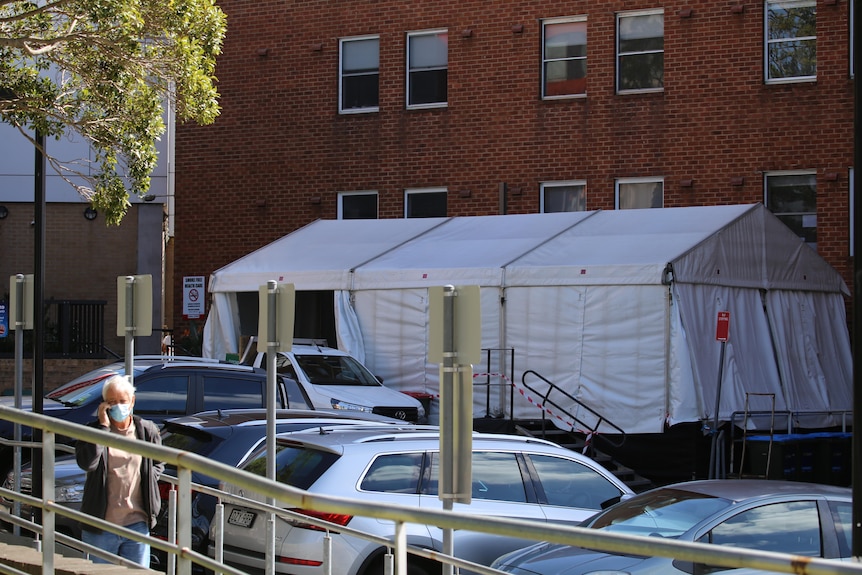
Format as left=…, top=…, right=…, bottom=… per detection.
left=513, top=419, right=655, bottom=494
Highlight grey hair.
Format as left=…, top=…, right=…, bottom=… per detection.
left=101, top=374, right=136, bottom=400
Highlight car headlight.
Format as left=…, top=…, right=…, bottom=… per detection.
left=56, top=483, right=84, bottom=503
left=330, top=399, right=373, bottom=413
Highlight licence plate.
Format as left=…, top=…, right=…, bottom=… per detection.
left=228, top=508, right=256, bottom=528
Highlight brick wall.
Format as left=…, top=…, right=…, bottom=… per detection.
left=173, top=1, right=853, bottom=331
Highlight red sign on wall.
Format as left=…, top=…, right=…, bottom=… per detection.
left=715, top=311, right=730, bottom=342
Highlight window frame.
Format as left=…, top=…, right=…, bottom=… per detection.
left=615, top=177, right=664, bottom=209
left=764, top=170, right=817, bottom=247
left=616, top=9, right=664, bottom=94
left=338, top=191, right=379, bottom=219
left=542, top=16, right=588, bottom=99
left=406, top=29, right=449, bottom=109
left=404, top=187, right=448, bottom=218
left=764, top=0, right=817, bottom=84
left=540, top=180, right=587, bottom=213
left=339, top=35, right=380, bottom=114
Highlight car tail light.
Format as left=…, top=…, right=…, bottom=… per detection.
left=277, top=556, right=323, bottom=566
left=286, top=508, right=352, bottom=531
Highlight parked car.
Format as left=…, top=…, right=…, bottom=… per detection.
left=0, top=408, right=406, bottom=570
left=241, top=338, right=426, bottom=423
left=490, top=479, right=853, bottom=575
left=213, top=426, right=634, bottom=575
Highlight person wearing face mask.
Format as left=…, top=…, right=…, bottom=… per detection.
left=75, top=374, right=164, bottom=566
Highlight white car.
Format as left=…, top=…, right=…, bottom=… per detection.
left=242, top=339, right=425, bottom=423
left=212, top=426, right=634, bottom=575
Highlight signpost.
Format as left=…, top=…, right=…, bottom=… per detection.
left=709, top=311, right=730, bottom=479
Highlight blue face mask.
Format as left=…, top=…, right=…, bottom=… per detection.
left=108, top=403, right=132, bottom=422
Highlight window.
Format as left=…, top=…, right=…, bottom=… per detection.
left=542, top=18, right=587, bottom=98
left=541, top=181, right=586, bottom=212
left=616, top=178, right=663, bottom=209
left=617, top=10, right=664, bottom=93
left=338, top=191, right=378, bottom=219
left=425, top=452, right=527, bottom=503
left=529, top=454, right=623, bottom=509
left=765, top=171, right=817, bottom=247
left=702, top=501, right=821, bottom=557
left=360, top=453, right=424, bottom=493
left=203, top=376, right=265, bottom=410
left=407, top=30, right=448, bottom=108
left=765, top=1, right=816, bottom=83
left=340, top=36, right=379, bottom=113
left=405, top=188, right=447, bottom=218
left=134, top=375, right=188, bottom=415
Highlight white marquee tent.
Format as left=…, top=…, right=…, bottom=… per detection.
left=203, top=204, right=852, bottom=434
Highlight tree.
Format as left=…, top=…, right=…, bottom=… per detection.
left=0, top=0, right=226, bottom=225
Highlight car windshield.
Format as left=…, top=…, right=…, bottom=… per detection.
left=46, top=364, right=151, bottom=406
left=294, top=354, right=380, bottom=386
left=244, top=443, right=339, bottom=490
left=586, top=488, right=733, bottom=539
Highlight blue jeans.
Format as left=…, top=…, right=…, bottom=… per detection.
left=82, top=521, right=150, bottom=566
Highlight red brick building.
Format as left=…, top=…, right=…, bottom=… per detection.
left=173, top=0, right=854, bottom=331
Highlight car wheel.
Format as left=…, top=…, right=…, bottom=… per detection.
left=361, top=550, right=438, bottom=575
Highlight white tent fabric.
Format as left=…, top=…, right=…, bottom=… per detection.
left=203, top=204, right=851, bottom=434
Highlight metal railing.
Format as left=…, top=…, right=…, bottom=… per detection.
left=0, top=406, right=860, bottom=575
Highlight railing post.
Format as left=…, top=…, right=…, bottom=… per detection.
left=213, top=503, right=224, bottom=575
left=394, top=520, right=406, bottom=575
left=168, top=487, right=177, bottom=575
left=177, top=467, right=192, bottom=575
left=42, top=430, right=55, bottom=575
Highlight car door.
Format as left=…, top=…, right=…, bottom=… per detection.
left=419, top=450, right=546, bottom=568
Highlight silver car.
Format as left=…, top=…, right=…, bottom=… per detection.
left=214, top=426, right=634, bottom=575
left=491, top=479, right=853, bottom=575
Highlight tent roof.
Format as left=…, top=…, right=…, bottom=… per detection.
left=208, top=204, right=849, bottom=295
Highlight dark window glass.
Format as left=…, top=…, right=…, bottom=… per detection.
left=408, top=32, right=448, bottom=106
left=341, top=38, right=379, bottom=111
left=245, top=445, right=339, bottom=490
left=341, top=193, right=378, bottom=219
left=704, top=501, right=821, bottom=556
left=530, top=454, right=622, bottom=509
left=828, top=500, right=852, bottom=558
left=617, top=13, right=664, bottom=91
left=360, top=453, right=424, bottom=493
left=406, top=191, right=447, bottom=218
left=766, top=173, right=816, bottom=246
left=135, top=375, right=188, bottom=415
left=203, top=376, right=264, bottom=410
left=543, top=184, right=586, bottom=212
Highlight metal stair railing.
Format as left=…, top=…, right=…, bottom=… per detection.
left=520, top=370, right=626, bottom=451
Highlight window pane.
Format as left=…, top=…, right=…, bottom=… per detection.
left=342, top=38, right=379, bottom=111
left=767, top=173, right=816, bottom=244
left=707, top=501, right=821, bottom=556
left=409, top=69, right=448, bottom=105
left=530, top=454, right=622, bottom=509
left=619, top=52, right=664, bottom=90
left=619, top=14, right=664, bottom=52
left=767, top=1, right=816, bottom=80
left=828, top=501, right=852, bottom=558
left=471, top=452, right=526, bottom=502
left=768, top=39, right=816, bottom=78
left=543, top=185, right=585, bottom=212
left=341, top=193, right=378, bottom=219
left=408, top=32, right=448, bottom=106
left=135, top=376, right=188, bottom=415
left=409, top=33, right=448, bottom=68
left=203, top=376, right=263, bottom=410
left=618, top=13, right=663, bottom=91
left=360, top=453, right=424, bottom=493
left=545, top=60, right=587, bottom=96
left=406, top=191, right=447, bottom=218
left=619, top=181, right=663, bottom=209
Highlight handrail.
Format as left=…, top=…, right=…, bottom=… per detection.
left=520, top=370, right=627, bottom=449
left=0, top=406, right=859, bottom=575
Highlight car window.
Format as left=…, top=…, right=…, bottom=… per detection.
left=360, top=453, right=424, bottom=493
left=529, top=454, right=623, bottom=509
left=203, top=375, right=265, bottom=410
left=424, top=452, right=527, bottom=503
left=295, top=354, right=380, bottom=386
left=245, top=444, right=339, bottom=490
left=134, top=375, right=188, bottom=415
left=702, top=501, right=821, bottom=557
left=161, top=424, right=224, bottom=459
left=282, top=377, right=312, bottom=409
left=828, top=500, right=852, bottom=558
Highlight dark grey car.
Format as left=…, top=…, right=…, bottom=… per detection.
left=491, top=479, right=853, bottom=575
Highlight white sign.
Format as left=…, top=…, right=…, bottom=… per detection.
left=183, top=276, right=206, bottom=319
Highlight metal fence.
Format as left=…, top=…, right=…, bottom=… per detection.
left=0, top=300, right=106, bottom=359
left=0, top=406, right=860, bottom=575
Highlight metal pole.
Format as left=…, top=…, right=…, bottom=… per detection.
left=441, top=285, right=455, bottom=575
left=125, top=276, right=136, bottom=385
left=854, top=0, right=862, bottom=558
left=12, top=274, right=23, bottom=536
left=266, top=279, right=278, bottom=575
left=709, top=341, right=727, bottom=479
left=32, top=128, right=45, bottom=518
